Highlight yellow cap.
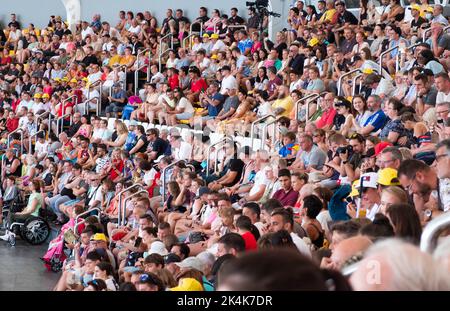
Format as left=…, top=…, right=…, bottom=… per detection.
left=410, top=4, right=421, bottom=11
left=42, top=93, right=50, bottom=99
left=54, top=77, right=61, bottom=82
left=33, top=93, right=42, bottom=99
left=170, top=278, right=203, bottom=291
left=211, top=33, right=219, bottom=39
left=82, top=77, right=89, bottom=82
left=90, top=233, right=108, bottom=242
left=202, top=33, right=209, bottom=38
left=377, top=168, right=400, bottom=186
left=362, top=68, right=374, bottom=75
left=309, top=37, right=319, bottom=47
left=62, top=77, right=69, bottom=82
left=426, top=6, right=433, bottom=13
left=211, top=54, right=218, bottom=60
left=70, top=78, right=78, bottom=84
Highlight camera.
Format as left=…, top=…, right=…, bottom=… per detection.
left=246, top=0, right=269, bottom=7
left=437, top=119, right=444, bottom=125
left=336, top=145, right=353, bottom=155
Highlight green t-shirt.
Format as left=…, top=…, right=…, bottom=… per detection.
left=28, top=192, right=43, bottom=217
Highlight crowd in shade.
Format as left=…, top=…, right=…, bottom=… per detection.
left=0, top=0, right=450, bottom=291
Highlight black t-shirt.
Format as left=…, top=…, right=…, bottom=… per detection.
left=411, top=17, right=427, bottom=34
left=223, top=158, right=245, bottom=187
left=333, top=114, right=346, bottom=131
left=152, top=137, right=169, bottom=158
left=82, top=55, right=99, bottom=67
left=228, top=16, right=245, bottom=25
left=66, top=121, right=81, bottom=138
left=274, top=42, right=287, bottom=61
left=136, top=134, right=149, bottom=153
left=339, top=11, right=358, bottom=26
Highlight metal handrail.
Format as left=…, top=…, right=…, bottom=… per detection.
left=295, top=94, right=320, bottom=121
left=119, top=65, right=127, bottom=90
left=88, top=80, right=102, bottom=113
left=122, top=190, right=149, bottom=226
left=422, top=26, right=433, bottom=42
left=158, top=33, right=174, bottom=72
left=262, top=118, right=278, bottom=152
left=351, top=73, right=364, bottom=97
left=36, top=111, right=51, bottom=129
left=134, top=64, right=148, bottom=95
left=7, top=128, right=24, bottom=155
left=161, top=160, right=186, bottom=202
left=56, top=113, right=73, bottom=136
left=206, top=137, right=235, bottom=176
left=62, top=95, right=78, bottom=111
left=84, top=97, right=100, bottom=116
left=379, top=45, right=399, bottom=73
left=250, top=114, right=276, bottom=150
left=117, top=183, right=145, bottom=227
left=74, top=207, right=102, bottom=237
left=136, top=48, right=150, bottom=83
left=190, top=21, right=204, bottom=37
left=228, top=25, right=247, bottom=31
left=420, top=212, right=450, bottom=253
left=182, top=33, right=197, bottom=49
left=337, top=69, right=361, bottom=96
left=28, top=130, right=45, bottom=154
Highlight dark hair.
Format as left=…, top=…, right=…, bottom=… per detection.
left=87, top=279, right=107, bottom=291
left=303, top=195, right=323, bottom=219
left=329, top=220, right=361, bottom=237
left=265, top=230, right=297, bottom=250
left=218, top=249, right=352, bottom=290
left=173, top=243, right=191, bottom=259
left=86, top=250, right=102, bottom=262
left=119, top=282, right=137, bottom=291
left=139, top=272, right=164, bottom=291
left=261, top=199, right=283, bottom=214
left=271, top=207, right=294, bottom=228
left=386, top=204, right=422, bottom=245
left=278, top=168, right=291, bottom=178
left=242, top=202, right=261, bottom=218
left=359, top=214, right=395, bottom=242
left=96, top=261, right=114, bottom=277
left=144, top=253, right=165, bottom=267
left=398, top=159, right=430, bottom=180
left=217, top=233, right=246, bottom=254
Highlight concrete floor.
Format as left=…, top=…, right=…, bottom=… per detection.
left=0, top=239, right=60, bottom=291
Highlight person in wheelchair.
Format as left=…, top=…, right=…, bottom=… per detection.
left=0, top=179, right=43, bottom=241
left=0, top=175, right=20, bottom=225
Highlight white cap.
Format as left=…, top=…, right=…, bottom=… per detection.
left=148, top=241, right=168, bottom=256
left=355, top=172, right=378, bottom=189
left=175, top=257, right=205, bottom=272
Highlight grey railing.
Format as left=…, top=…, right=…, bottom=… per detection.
left=158, top=33, right=174, bottom=72
left=7, top=128, right=24, bottom=155
left=250, top=114, right=276, bottom=150
left=420, top=212, right=450, bottom=253
left=337, top=69, right=361, bottom=96
left=206, top=137, right=235, bottom=177
left=117, top=183, right=145, bottom=227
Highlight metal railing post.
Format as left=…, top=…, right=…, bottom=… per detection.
left=351, top=74, right=364, bottom=97
left=295, top=94, right=320, bottom=121
left=420, top=212, right=450, bottom=253
left=74, top=208, right=102, bottom=237
left=28, top=130, right=45, bottom=154
left=379, top=46, right=399, bottom=73
left=56, top=114, right=72, bottom=137
left=206, top=137, right=235, bottom=177
left=262, top=118, right=278, bottom=152
left=161, top=160, right=187, bottom=203
left=250, top=114, right=276, bottom=150
left=117, top=184, right=145, bottom=227
left=337, top=69, right=361, bottom=96
left=7, top=128, right=24, bottom=155
left=158, top=33, right=174, bottom=72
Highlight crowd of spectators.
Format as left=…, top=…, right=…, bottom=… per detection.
left=0, top=0, right=450, bottom=291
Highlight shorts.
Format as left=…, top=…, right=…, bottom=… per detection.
left=176, top=112, right=194, bottom=120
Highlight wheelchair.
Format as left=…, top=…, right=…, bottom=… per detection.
left=1, top=197, right=51, bottom=247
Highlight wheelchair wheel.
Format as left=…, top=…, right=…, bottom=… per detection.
left=8, top=234, right=16, bottom=247
left=50, top=258, right=63, bottom=273
left=20, top=217, right=51, bottom=245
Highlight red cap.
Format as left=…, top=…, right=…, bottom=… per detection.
left=374, top=141, right=392, bottom=156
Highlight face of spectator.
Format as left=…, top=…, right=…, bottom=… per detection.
left=378, top=151, right=399, bottom=169
left=367, top=96, right=380, bottom=112
left=278, top=175, right=292, bottom=191
left=349, top=138, right=364, bottom=154
left=269, top=214, right=289, bottom=233
left=291, top=176, right=305, bottom=192
left=435, top=145, right=450, bottom=179
left=299, top=137, right=312, bottom=152
left=94, top=266, right=107, bottom=279
left=321, top=94, right=334, bottom=110
left=344, top=29, right=353, bottom=40
left=138, top=283, right=158, bottom=291
left=84, top=259, right=98, bottom=274
left=157, top=227, right=171, bottom=240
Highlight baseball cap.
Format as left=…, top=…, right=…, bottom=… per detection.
left=90, top=233, right=108, bottom=242
left=164, top=253, right=182, bottom=265
left=355, top=172, right=379, bottom=190
left=202, top=33, right=209, bottom=38
left=62, top=77, right=69, bottom=82
left=148, top=241, right=169, bottom=256
left=175, top=257, right=205, bottom=272
left=129, top=120, right=138, bottom=126
left=42, top=93, right=50, bottom=99
left=309, top=37, right=319, bottom=47
left=211, top=54, right=219, bottom=60
left=211, top=33, right=219, bottom=39
left=378, top=168, right=400, bottom=186
left=374, top=141, right=393, bottom=156
left=81, top=77, right=89, bottom=82
left=409, top=4, right=421, bottom=11
left=362, top=68, right=374, bottom=75
left=70, top=78, right=78, bottom=83
left=33, top=93, right=42, bottom=99
left=170, top=278, right=204, bottom=291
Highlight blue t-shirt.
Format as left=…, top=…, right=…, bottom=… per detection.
left=363, top=109, right=387, bottom=132
left=237, top=38, right=253, bottom=54
left=207, top=93, right=224, bottom=117
left=124, top=132, right=137, bottom=151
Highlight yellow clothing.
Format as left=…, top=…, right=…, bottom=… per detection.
left=419, top=5, right=433, bottom=18
left=272, top=96, right=294, bottom=117
left=119, top=55, right=136, bottom=66
left=108, top=55, right=122, bottom=67
left=319, top=9, right=336, bottom=23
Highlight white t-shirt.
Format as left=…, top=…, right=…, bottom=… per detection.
left=436, top=91, right=450, bottom=105
left=35, top=140, right=49, bottom=158
left=366, top=203, right=381, bottom=221
left=212, top=40, right=227, bottom=52
left=88, top=72, right=102, bottom=84
left=290, top=232, right=312, bottom=258
left=249, top=170, right=270, bottom=197
left=174, top=141, right=193, bottom=161
left=128, top=25, right=141, bottom=34
left=143, top=168, right=158, bottom=186
left=178, top=97, right=194, bottom=114
left=316, top=210, right=332, bottom=234
left=220, top=75, right=238, bottom=95
left=81, top=27, right=95, bottom=39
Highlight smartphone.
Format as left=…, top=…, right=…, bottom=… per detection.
left=437, top=119, right=444, bottom=125
left=345, top=196, right=355, bottom=205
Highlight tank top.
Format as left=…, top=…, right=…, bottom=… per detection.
left=5, top=156, right=22, bottom=177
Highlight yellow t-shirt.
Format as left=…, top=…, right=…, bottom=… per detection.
left=272, top=96, right=294, bottom=117
left=108, top=55, right=122, bottom=67
left=319, top=9, right=336, bottom=23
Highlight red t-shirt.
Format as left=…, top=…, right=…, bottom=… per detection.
left=110, top=159, right=124, bottom=180
left=168, top=74, right=179, bottom=90
left=241, top=231, right=257, bottom=251
left=316, top=108, right=337, bottom=129
left=6, top=118, right=19, bottom=132
left=190, top=78, right=208, bottom=93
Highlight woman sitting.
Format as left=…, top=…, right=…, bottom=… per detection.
left=301, top=195, right=325, bottom=250
left=0, top=180, right=44, bottom=241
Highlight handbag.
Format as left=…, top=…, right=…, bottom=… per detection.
left=186, top=231, right=207, bottom=244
